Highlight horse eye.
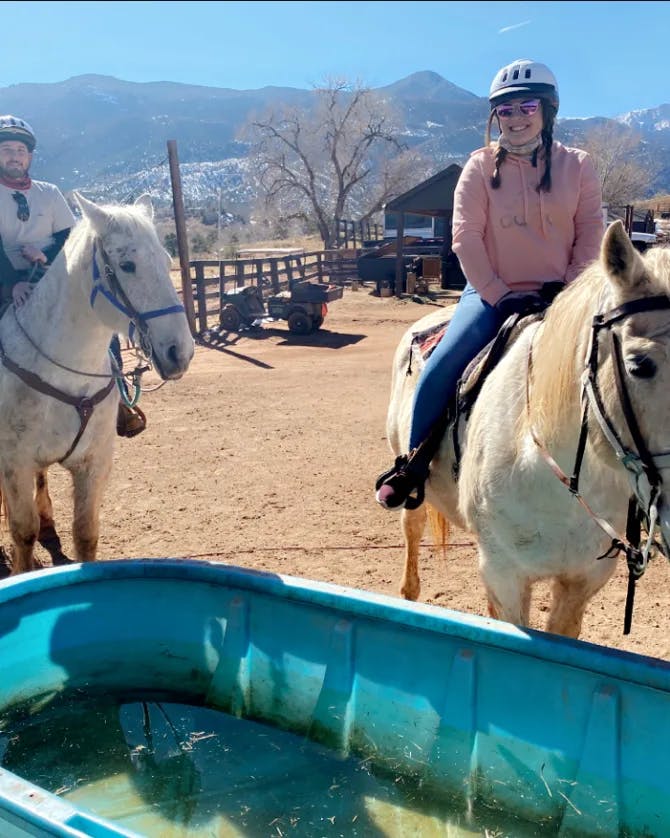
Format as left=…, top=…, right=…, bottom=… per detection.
left=119, top=260, right=136, bottom=273
left=627, top=355, right=657, bottom=379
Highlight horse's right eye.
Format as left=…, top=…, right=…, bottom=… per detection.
left=627, top=355, right=657, bottom=379
left=119, top=260, right=136, bottom=274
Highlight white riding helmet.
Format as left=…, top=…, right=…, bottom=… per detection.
left=0, top=115, right=37, bottom=151
left=489, top=59, right=559, bottom=111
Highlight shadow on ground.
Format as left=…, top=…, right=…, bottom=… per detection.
left=198, top=326, right=366, bottom=351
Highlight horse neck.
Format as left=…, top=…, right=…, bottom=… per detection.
left=529, top=273, right=607, bottom=446
left=16, top=231, right=113, bottom=373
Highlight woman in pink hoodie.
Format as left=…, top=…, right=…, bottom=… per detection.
left=376, top=58, right=604, bottom=510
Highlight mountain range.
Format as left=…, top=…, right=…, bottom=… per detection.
left=1, top=71, right=669, bottom=214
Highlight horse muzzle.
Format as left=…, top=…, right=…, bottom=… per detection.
left=151, top=335, right=195, bottom=380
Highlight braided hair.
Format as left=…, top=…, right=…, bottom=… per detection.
left=487, top=100, right=557, bottom=192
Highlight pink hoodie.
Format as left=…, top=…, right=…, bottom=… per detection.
left=452, top=141, right=604, bottom=306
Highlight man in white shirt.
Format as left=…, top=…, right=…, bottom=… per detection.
left=0, top=115, right=146, bottom=437
left=0, top=114, right=75, bottom=308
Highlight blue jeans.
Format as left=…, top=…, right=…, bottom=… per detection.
left=409, top=282, right=505, bottom=450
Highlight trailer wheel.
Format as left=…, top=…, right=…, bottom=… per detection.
left=287, top=309, right=313, bottom=335
left=220, top=304, right=242, bottom=332
left=312, top=314, right=324, bottom=330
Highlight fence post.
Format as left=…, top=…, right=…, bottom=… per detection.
left=193, top=262, right=209, bottom=334
left=624, top=205, right=633, bottom=236
left=395, top=213, right=405, bottom=297
left=284, top=257, right=294, bottom=289
left=218, top=260, right=225, bottom=307
left=235, top=259, right=245, bottom=288
left=269, top=259, right=280, bottom=294
left=316, top=252, right=324, bottom=283
left=167, top=139, right=197, bottom=336
left=252, top=259, right=264, bottom=291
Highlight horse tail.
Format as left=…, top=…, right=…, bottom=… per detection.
left=426, top=503, right=450, bottom=555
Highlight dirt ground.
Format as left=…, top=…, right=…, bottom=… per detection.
left=37, top=286, right=670, bottom=663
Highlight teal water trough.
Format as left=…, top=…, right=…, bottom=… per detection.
left=0, top=559, right=668, bottom=837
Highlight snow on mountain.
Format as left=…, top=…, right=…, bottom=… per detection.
left=2, top=72, right=668, bottom=209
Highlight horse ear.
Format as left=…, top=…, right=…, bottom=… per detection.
left=134, top=193, right=154, bottom=220
left=73, top=191, right=111, bottom=232
left=602, top=220, right=647, bottom=294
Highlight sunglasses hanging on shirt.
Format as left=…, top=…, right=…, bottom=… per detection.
left=495, top=99, right=541, bottom=119
left=12, top=191, right=30, bottom=221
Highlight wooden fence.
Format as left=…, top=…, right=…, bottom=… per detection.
left=189, top=249, right=359, bottom=334
left=334, top=218, right=384, bottom=250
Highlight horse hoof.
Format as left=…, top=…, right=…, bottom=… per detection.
left=400, top=584, right=420, bottom=601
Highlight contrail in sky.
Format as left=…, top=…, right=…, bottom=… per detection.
left=498, top=20, right=531, bottom=33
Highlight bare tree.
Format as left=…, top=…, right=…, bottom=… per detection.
left=582, top=122, right=652, bottom=207
left=241, top=78, right=432, bottom=248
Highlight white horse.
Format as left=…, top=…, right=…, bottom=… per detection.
left=385, top=221, right=670, bottom=637
left=0, top=193, right=194, bottom=574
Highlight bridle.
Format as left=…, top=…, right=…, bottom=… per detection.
left=529, top=294, right=670, bottom=634
left=0, top=238, right=185, bottom=463
left=90, top=240, right=185, bottom=365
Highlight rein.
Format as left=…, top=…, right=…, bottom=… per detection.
left=528, top=294, right=670, bottom=634
left=12, top=307, right=117, bottom=378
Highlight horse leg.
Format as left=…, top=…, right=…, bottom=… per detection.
left=400, top=505, right=427, bottom=600
left=2, top=467, right=40, bottom=575
left=546, top=571, right=613, bottom=639
left=35, top=469, right=71, bottom=566
left=70, top=458, right=111, bottom=563
left=479, top=547, right=532, bottom=626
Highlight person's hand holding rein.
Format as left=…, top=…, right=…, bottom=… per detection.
left=20, top=244, right=47, bottom=265
left=495, top=281, right=566, bottom=320
left=495, top=290, right=545, bottom=320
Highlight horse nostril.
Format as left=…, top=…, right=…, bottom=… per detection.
left=167, top=345, right=180, bottom=367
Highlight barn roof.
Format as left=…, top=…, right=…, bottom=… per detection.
left=385, top=163, right=463, bottom=215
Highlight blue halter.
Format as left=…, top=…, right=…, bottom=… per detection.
left=89, top=241, right=185, bottom=346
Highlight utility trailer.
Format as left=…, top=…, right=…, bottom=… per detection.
left=219, top=280, right=343, bottom=335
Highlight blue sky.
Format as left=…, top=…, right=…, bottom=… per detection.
left=0, top=1, right=667, bottom=119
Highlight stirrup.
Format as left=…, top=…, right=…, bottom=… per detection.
left=117, top=403, right=147, bottom=438
left=375, top=453, right=427, bottom=510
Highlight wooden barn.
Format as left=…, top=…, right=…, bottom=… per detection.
left=384, top=163, right=464, bottom=294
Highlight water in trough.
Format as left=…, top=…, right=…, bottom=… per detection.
left=0, top=692, right=552, bottom=837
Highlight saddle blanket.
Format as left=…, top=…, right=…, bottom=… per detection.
left=408, top=319, right=450, bottom=371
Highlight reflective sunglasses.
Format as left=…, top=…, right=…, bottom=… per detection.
left=495, top=99, right=541, bottom=119
left=12, top=191, right=30, bottom=221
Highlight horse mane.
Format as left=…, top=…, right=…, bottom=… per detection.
left=529, top=264, right=608, bottom=442
left=529, top=247, right=670, bottom=444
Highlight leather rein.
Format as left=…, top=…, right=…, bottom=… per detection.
left=0, top=239, right=185, bottom=463
left=528, top=294, right=670, bottom=634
